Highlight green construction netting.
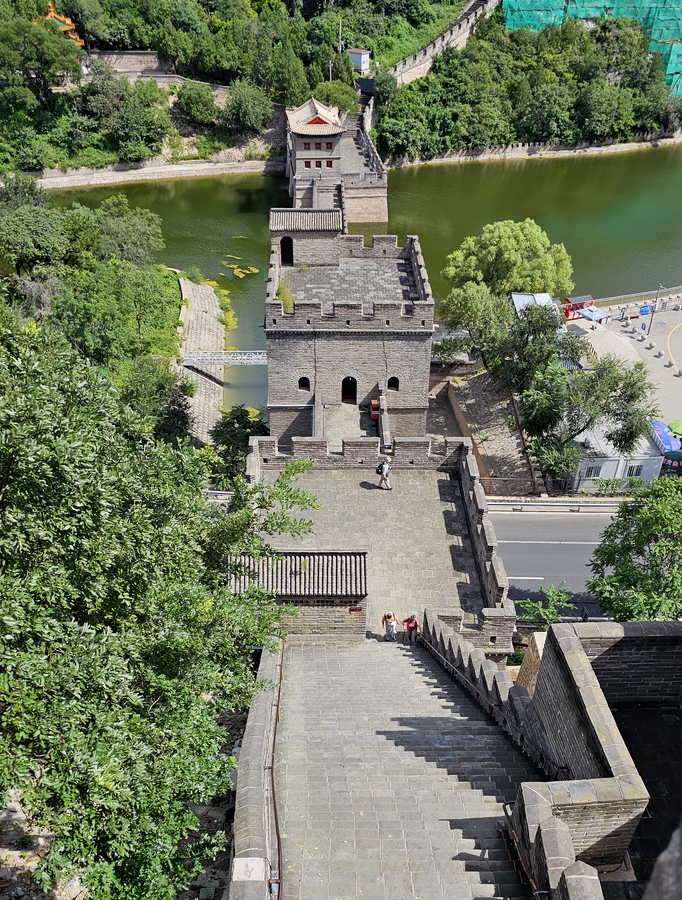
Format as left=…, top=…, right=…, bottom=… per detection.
left=503, top=0, right=682, bottom=93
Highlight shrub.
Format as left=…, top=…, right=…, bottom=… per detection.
left=221, top=80, right=273, bottom=137
left=176, top=81, right=219, bottom=126
left=313, top=81, right=359, bottom=115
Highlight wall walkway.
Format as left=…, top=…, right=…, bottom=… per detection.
left=275, top=640, right=542, bottom=900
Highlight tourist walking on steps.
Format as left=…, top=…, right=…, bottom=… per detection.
left=382, top=612, right=398, bottom=642
left=403, top=613, right=421, bottom=643
left=378, top=458, right=392, bottom=490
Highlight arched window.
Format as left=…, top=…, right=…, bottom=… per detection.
left=341, top=376, right=357, bottom=403
left=280, top=236, right=293, bottom=267
left=298, top=376, right=310, bottom=391
left=387, top=376, right=400, bottom=391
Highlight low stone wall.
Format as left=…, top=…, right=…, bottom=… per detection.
left=577, top=621, right=682, bottom=707
left=230, top=646, right=281, bottom=900
left=420, top=614, right=651, bottom=898
left=281, top=600, right=367, bottom=640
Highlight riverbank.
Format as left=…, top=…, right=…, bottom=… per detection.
left=389, top=131, right=682, bottom=167
left=39, top=157, right=285, bottom=191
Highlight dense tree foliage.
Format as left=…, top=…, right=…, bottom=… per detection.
left=439, top=218, right=657, bottom=483
left=0, top=307, right=317, bottom=897
left=375, top=12, right=682, bottom=158
left=588, top=477, right=682, bottom=619
left=0, top=176, right=197, bottom=442
left=0, top=0, right=471, bottom=171
left=210, top=404, right=270, bottom=485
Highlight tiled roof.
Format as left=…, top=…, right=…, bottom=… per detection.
left=269, top=208, right=344, bottom=232
left=229, top=551, right=367, bottom=598
left=286, top=97, right=344, bottom=135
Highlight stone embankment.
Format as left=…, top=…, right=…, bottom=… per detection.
left=38, top=158, right=284, bottom=191
left=389, top=131, right=682, bottom=168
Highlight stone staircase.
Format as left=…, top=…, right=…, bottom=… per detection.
left=276, top=641, right=543, bottom=900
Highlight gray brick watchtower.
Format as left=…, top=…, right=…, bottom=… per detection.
left=265, top=207, right=435, bottom=447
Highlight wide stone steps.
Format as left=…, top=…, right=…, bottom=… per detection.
left=276, top=642, right=542, bottom=900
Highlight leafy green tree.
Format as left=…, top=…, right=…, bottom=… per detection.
left=210, top=404, right=269, bottom=485
left=516, top=582, right=576, bottom=629
left=514, top=80, right=576, bottom=143
left=272, top=41, right=310, bottom=106
left=79, top=60, right=126, bottom=122
left=0, top=205, right=67, bottom=274
left=0, top=307, right=317, bottom=897
left=0, top=173, right=51, bottom=211
left=442, top=218, right=574, bottom=299
left=437, top=282, right=511, bottom=364
left=493, top=303, right=587, bottom=393
left=577, top=80, right=635, bottom=142
left=176, top=80, right=219, bottom=125
left=115, top=355, right=195, bottom=445
left=221, top=79, right=273, bottom=136
left=526, top=355, right=658, bottom=482
left=588, top=477, right=682, bottom=620
left=313, top=80, right=358, bottom=114
left=0, top=17, right=82, bottom=111
left=109, top=93, right=171, bottom=161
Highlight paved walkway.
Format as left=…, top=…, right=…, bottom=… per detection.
left=268, top=469, right=482, bottom=635
left=277, top=642, right=541, bottom=900
left=177, top=278, right=226, bottom=444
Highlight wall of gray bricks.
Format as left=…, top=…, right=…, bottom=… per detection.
left=420, top=613, right=652, bottom=898
left=577, top=622, right=682, bottom=706
left=280, top=601, right=366, bottom=639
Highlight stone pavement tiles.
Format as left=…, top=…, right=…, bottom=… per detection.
left=276, top=642, right=542, bottom=900
left=267, top=468, right=482, bottom=635
left=177, top=278, right=226, bottom=444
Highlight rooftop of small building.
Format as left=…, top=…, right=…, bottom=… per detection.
left=286, top=97, right=345, bottom=136
left=269, top=208, right=344, bottom=232
left=579, top=426, right=661, bottom=460
left=282, top=256, right=420, bottom=306
left=510, top=292, right=555, bottom=316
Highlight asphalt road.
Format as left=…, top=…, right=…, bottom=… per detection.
left=489, top=511, right=614, bottom=617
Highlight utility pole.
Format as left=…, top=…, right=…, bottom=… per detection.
left=337, top=20, right=343, bottom=53
left=328, top=58, right=333, bottom=81
left=648, top=283, right=664, bottom=335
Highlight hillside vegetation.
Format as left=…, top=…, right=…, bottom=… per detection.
left=374, top=11, right=682, bottom=159
left=0, top=0, right=467, bottom=170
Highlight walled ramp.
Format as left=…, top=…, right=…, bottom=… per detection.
left=267, top=468, right=483, bottom=636
left=276, top=641, right=542, bottom=899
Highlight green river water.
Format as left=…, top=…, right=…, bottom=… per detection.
left=55, top=143, right=682, bottom=408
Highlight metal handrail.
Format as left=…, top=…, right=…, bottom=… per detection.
left=421, top=633, right=569, bottom=780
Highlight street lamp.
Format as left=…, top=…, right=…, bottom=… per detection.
left=648, top=283, right=664, bottom=336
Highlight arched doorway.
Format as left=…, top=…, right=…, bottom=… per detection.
left=341, top=376, right=357, bottom=403
left=280, top=236, right=293, bottom=266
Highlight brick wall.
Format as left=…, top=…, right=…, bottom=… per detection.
left=267, top=332, right=432, bottom=411
left=343, top=187, right=389, bottom=223
left=577, top=622, right=682, bottom=706
left=281, top=600, right=366, bottom=639
left=420, top=613, right=648, bottom=895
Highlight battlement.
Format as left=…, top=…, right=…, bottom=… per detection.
left=265, top=234, right=434, bottom=329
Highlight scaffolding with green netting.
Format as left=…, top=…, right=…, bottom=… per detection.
left=503, top=0, right=682, bottom=94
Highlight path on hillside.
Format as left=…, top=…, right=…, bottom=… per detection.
left=276, top=642, right=542, bottom=900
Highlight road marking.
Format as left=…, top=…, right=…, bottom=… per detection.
left=667, top=320, right=682, bottom=372
left=509, top=576, right=544, bottom=580
left=498, top=540, right=598, bottom=545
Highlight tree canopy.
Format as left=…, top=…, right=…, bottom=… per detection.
left=442, top=218, right=574, bottom=300
left=588, top=477, right=682, bottom=620
left=375, top=13, right=682, bottom=159
left=0, top=306, right=317, bottom=897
